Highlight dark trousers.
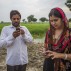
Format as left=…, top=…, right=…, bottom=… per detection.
left=7, top=64, right=27, bottom=71
left=43, top=58, right=54, bottom=71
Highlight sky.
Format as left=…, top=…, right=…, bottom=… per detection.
left=0, top=0, right=71, bottom=22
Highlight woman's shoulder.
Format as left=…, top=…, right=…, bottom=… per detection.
left=65, top=28, right=71, bottom=38
left=68, top=28, right=71, bottom=35
left=46, top=28, right=50, bottom=33
left=69, top=28, right=71, bottom=37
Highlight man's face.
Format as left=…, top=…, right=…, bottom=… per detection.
left=11, top=14, right=21, bottom=27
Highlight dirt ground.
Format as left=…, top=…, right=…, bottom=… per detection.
left=0, top=42, right=44, bottom=71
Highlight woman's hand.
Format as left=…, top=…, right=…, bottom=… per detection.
left=40, top=48, right=51, bottom=58
left=46, top=50, right=62, bottom=59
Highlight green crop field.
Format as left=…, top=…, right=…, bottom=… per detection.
left=0, top=22, right=71, bottom=38
left=0, top=22, right=50, bottom=38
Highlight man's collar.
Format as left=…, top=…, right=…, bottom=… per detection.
left=9, top=25, right=22, bottom=28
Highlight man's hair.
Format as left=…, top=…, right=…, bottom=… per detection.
left=10, top=10, right=21, bottom=19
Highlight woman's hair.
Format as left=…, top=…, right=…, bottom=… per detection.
left=49, top=8, right=62, bottom=19
left=10, top=10, right=21, bottom=19
left=48, top=7, right=69, bottom=44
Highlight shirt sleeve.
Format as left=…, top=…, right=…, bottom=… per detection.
left=0, top=26, right=15, bottom=48
left=21, top=26, right=33, bottom=43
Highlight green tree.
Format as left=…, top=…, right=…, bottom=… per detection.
left=1, top=21, right=4, bottom=23
left=69, top=18, right=71, bottom=22
left=22, top=19, right=25, bottom=22
left=27, top=15, right=34, bottom=22
left=27, top=15, right=37, bottom=22
left=39, top=17, right=48, bottom=22
left=32, top=18, right=37, bottom=22
left=65, top=0, right=71, bottom=11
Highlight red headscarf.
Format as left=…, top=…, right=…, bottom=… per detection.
left=54, top=7, right=68, bottom=27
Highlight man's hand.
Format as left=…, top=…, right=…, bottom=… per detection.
left=13, top=30, right=20, bottom=38
left=13, top=28, right=25, bottom=38
left=20, top=29, right=25, bottom=35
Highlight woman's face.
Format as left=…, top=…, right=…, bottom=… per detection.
left=49, top=15, right=63, bottom=29
left=11, top=14, right=21, bottom=27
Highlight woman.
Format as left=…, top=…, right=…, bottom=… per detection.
left=43, top=7, right=71, bottom=71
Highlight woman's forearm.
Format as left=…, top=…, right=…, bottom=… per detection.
left=59, top=53, right=71, bottom=60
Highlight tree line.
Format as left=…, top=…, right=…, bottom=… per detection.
left=22, top=15, right=48, bottom=23
left=65, top=0, right=71, bottom=11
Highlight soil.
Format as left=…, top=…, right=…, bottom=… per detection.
left=0, top=42, right=44, bottom=71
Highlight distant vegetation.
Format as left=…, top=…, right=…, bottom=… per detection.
left=0, top=22, right=49, bottom=38
left=65, top=0, right=71, bottom=11
left=0, top=22, right=71, bottom=38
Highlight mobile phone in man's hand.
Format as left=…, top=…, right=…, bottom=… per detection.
left=16, top=28, right=20, bottom=31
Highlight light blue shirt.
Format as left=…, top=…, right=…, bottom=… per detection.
left=0, top=25, right=33, bottom=66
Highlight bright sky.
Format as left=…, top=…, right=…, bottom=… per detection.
left=0, top=0, right=71, bottom=22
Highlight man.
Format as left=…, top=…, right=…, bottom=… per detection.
left=0, top=10, right=33, bottom=71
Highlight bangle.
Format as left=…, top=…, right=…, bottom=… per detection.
left=64, top=54, right=67, bottom=60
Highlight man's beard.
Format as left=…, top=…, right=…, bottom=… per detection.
left=12, top=22, right=20, bottom=27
